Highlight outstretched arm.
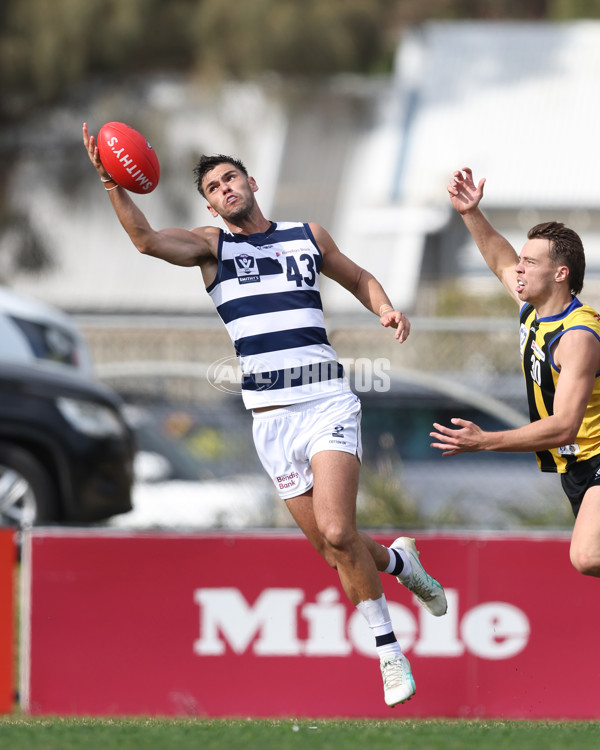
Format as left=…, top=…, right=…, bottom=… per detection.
left=83, top=122, right=217, bottom=269
left=430, top=329, right=600, bottom=455
left=311, top=222, right=410, bottom=342
left=448, top=167, right=521, bottom=304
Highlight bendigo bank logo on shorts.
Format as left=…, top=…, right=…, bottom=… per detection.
left=277, top=471, right=299, bottom=491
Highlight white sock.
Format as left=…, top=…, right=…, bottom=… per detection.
left=356, top=594, right=402, bottom=659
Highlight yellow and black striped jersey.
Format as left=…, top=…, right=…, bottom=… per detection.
left=520, top=297, right=600, bottom=472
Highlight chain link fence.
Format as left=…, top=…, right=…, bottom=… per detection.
left=81, top=315, right=572, bottom=531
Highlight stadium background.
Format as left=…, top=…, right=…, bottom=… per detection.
left=3, top=0, right=600, bottom=720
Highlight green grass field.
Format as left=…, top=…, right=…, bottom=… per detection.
left=1, top=717, right=599, bottom=750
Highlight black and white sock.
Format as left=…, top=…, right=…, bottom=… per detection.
left=356, top=594, right=402, bottom=660
left=384, top=546, right=412, bottom=581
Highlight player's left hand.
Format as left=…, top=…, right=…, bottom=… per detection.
left=380, top=310, right=410, bottom=342
left=430, top=418, right=485, bottom=455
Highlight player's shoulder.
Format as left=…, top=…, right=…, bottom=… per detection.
left=568, top=301, right=600, bottom=329
left=191, top=224, right=221, bottom=243
left=192, top=224, right=221, bottom=236
left=306, top=220, right=326, bottom=235
left=306, top=222, right=338, bottom=254
left=186, top=225, right=221, bottom=262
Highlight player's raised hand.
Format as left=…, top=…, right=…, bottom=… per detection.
left=380, top=309, right=410, bottom=342
left=82, top=122, right=111, bottom=180
left=447, top=167, right=486, bottom=215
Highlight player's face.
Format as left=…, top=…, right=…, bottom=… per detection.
left=202, top=164, right=258, bottom=222
left=515, top=238, right=566, bottom=303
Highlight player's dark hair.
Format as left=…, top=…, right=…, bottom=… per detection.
left=193, top=154, right=249, bottom=197
left=527, top=221, right=585, bottom=295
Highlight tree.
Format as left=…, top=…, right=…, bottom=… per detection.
left=1, top=0, right=562, bottom=121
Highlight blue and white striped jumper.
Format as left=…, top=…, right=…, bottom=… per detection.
left=206, top=221, right=349, bottom=409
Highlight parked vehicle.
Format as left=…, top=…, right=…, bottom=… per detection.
left=0, top=286, right=93, bottom=374
left=0, top=361, right=135, bottom=527
left=0, top=287, right=134, bottom=527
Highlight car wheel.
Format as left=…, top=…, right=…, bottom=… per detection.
left=0, top=442, right=60, bottom=527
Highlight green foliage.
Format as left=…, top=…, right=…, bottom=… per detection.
left=189, top=0, right=395, bottom=79
left=358, top=460, right=427, bottom=529
left=393, top=0, right=549, bottom=22
left=358, top=457, right=470, bottom=529
left=1, top=0, right=590, bottom=120
left=0, top=0, right=397, bottom=118
left=0, top=0, right=200, bottom=116
left=500, top=499, right=573, bottom=529
left=432, top=280, right=516, bottom=317
left=549, top=0, right=600, bottom=18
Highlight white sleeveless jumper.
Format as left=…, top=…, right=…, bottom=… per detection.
left=206, top=221, right=348, bottom=409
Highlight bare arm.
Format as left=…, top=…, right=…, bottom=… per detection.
left=83, top=123, right=217, bottom=269
left=448, top=167, right=521, bottom=304
left=310, top=222, right=410, bottom=342
left=430, top=329, right=600, bottom=455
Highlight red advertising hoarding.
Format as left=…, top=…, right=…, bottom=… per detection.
left=20, top=529, right=600, bottom=719
left=0, top=527, right=15, bottom=714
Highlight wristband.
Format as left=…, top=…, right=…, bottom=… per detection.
left=379, top=304, right=394, bottom=316
left=101, top=176, right=115, bottom=183
left=104, top=184, right=119, bottom=192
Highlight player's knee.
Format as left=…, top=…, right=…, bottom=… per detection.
left=308, top=533, right=338, bottom=569
left=320, top=522, right=355, bottom=555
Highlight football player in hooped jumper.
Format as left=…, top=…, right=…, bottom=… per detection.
left=83, top=123, right=448, bottom=708
left=432, top=166, right=600, bottom=580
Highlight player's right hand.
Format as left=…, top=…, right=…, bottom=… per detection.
left=82, top=122, right=111, bottom=182
left=447, top=167, right=486, bottom=214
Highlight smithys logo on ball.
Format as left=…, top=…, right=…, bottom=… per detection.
left=104, top=134, right=155, bottom=192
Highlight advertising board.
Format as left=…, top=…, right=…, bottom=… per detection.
left=20, top=529, right=598, bottom=718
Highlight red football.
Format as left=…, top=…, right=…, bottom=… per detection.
left=97, top=121, right=160, bottom=194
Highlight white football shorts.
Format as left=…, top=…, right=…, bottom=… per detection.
left=252, top=392, right=363, bottom=500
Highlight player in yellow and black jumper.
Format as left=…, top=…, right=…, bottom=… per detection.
left=520, top=299, right=600, bottom=479
left=431, top=167, right=600, bottom=579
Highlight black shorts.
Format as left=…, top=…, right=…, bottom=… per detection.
left=560, top=453, right=600, bottom=517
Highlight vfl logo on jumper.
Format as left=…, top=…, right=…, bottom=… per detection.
left=558, top=443, right=581, bottom=456
left=235, top=254, right=260, bottom=284
left=519, top=323, right=529, bottom=359
left=330, top=424, right=346, bottom=445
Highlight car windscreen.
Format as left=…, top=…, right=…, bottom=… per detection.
left=9, top=315, right=80, bottom=368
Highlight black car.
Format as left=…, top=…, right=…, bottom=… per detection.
left=0, top=361, right=135, bottom=527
